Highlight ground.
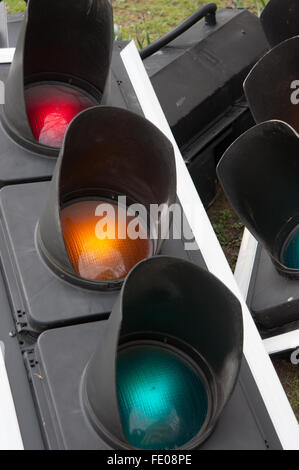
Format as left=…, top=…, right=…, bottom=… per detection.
left=4, top=0, right=298, bottom=420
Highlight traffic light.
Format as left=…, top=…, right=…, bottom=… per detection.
left=260, top=0, right=299, bottom=47
left=244, top=36, right=299, bottom=133
left=0, top=104, right=176, bottom=332
left=26, top=255, right=244, bottom=450
left=0, top=0, right=113, bottom=185
left=217, top=120, right=299, bottom=332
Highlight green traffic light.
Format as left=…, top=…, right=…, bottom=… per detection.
left=117, top=343, right=208, bottom=450
left=283, top=227, right=299, bottom=268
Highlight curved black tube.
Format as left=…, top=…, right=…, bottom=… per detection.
left=140, top=3, right=217, bottom=60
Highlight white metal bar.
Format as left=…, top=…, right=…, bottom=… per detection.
left=234, top=228, right=258, bottom=299
left=121, top=41, right=299, bottom=450
left=264, top=331, right=299, bottom=356
left=0, top=344, right=23, bottom=450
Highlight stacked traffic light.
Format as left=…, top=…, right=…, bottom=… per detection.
left=0, top=1, right=244, bottom=449
left=216, top=0, right=299, bottom=336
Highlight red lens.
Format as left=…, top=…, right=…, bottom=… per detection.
left=25, top=83, right=96, bottom=148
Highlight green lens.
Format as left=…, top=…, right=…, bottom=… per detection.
left=283, top=228, right=299, bottom=268
left=117, top=344, right=208, bottom=450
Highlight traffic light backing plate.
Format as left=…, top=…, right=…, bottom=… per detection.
left=26, top=316, right=282, bottom=449
left=0, top=181, right=204, bottom=333
left=247, top=244, right=299, bottom=336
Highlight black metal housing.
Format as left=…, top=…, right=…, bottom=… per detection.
left=260, top=0, right=299, bottom=47
left=2, top=0, right=113, bottom=156
left=244, top=36, right=299, bottom=133
left=144, top=8, right=269, bottom=206
left=37, top=106, right=176, bottom=290
left=217, top=120, right=299, bottom=281
left=246, top=243, right=299, bottom=333
left=84, top=256, right=243, bottom=449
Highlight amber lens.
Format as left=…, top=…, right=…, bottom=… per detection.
left=61, top=200, right=151, bottom=282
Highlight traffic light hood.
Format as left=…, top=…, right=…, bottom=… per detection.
left=244, top=36, right=299, bottom=134
left=260, top=0, right=299, bottom=47
left=84, top=256, right=243, bottom=449
left=37, top=106, right=177, bottom=290
left=217, top=120, right=299, bottom=278
left=2, top=0, right=113, bottom=155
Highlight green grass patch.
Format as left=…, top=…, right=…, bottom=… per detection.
left=4, top=1, right=269, bottom=44
left=112, top=0, right=269, bottom=45
left=5, top=0, right=26, bottom=14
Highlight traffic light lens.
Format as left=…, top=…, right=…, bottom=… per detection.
left=61, top=200, right=151, bottom=282
left=282, top=227, right=299, bottom=269
left=117, top=344, right=208, bottom=450
left=25, top=83, right=96, bottom=147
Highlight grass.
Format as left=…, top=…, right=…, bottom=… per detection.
left=4, top=1, right=269, bottom=44
left=273, top=359, right=299, bottom=418
left=3, top=0, right=298, bottom=423
left=112, top=0, right=269, bottom=45
left=5, top=0, right=26, bottom=14
left=208, top=193, right=244, bottom=271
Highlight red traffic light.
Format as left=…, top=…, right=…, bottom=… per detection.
left=25, top=83, right=97, bottom=147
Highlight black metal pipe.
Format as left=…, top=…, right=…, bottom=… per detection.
left=140, top=3, right=217, bottom=60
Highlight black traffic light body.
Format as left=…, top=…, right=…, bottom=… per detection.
left=0, top=1, right=287, bottom=450
left=233, top=3, right=299, bottom=337
left=217, top=120, right=299, bottom=335
left=144, top=7, right=269, bottom=206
